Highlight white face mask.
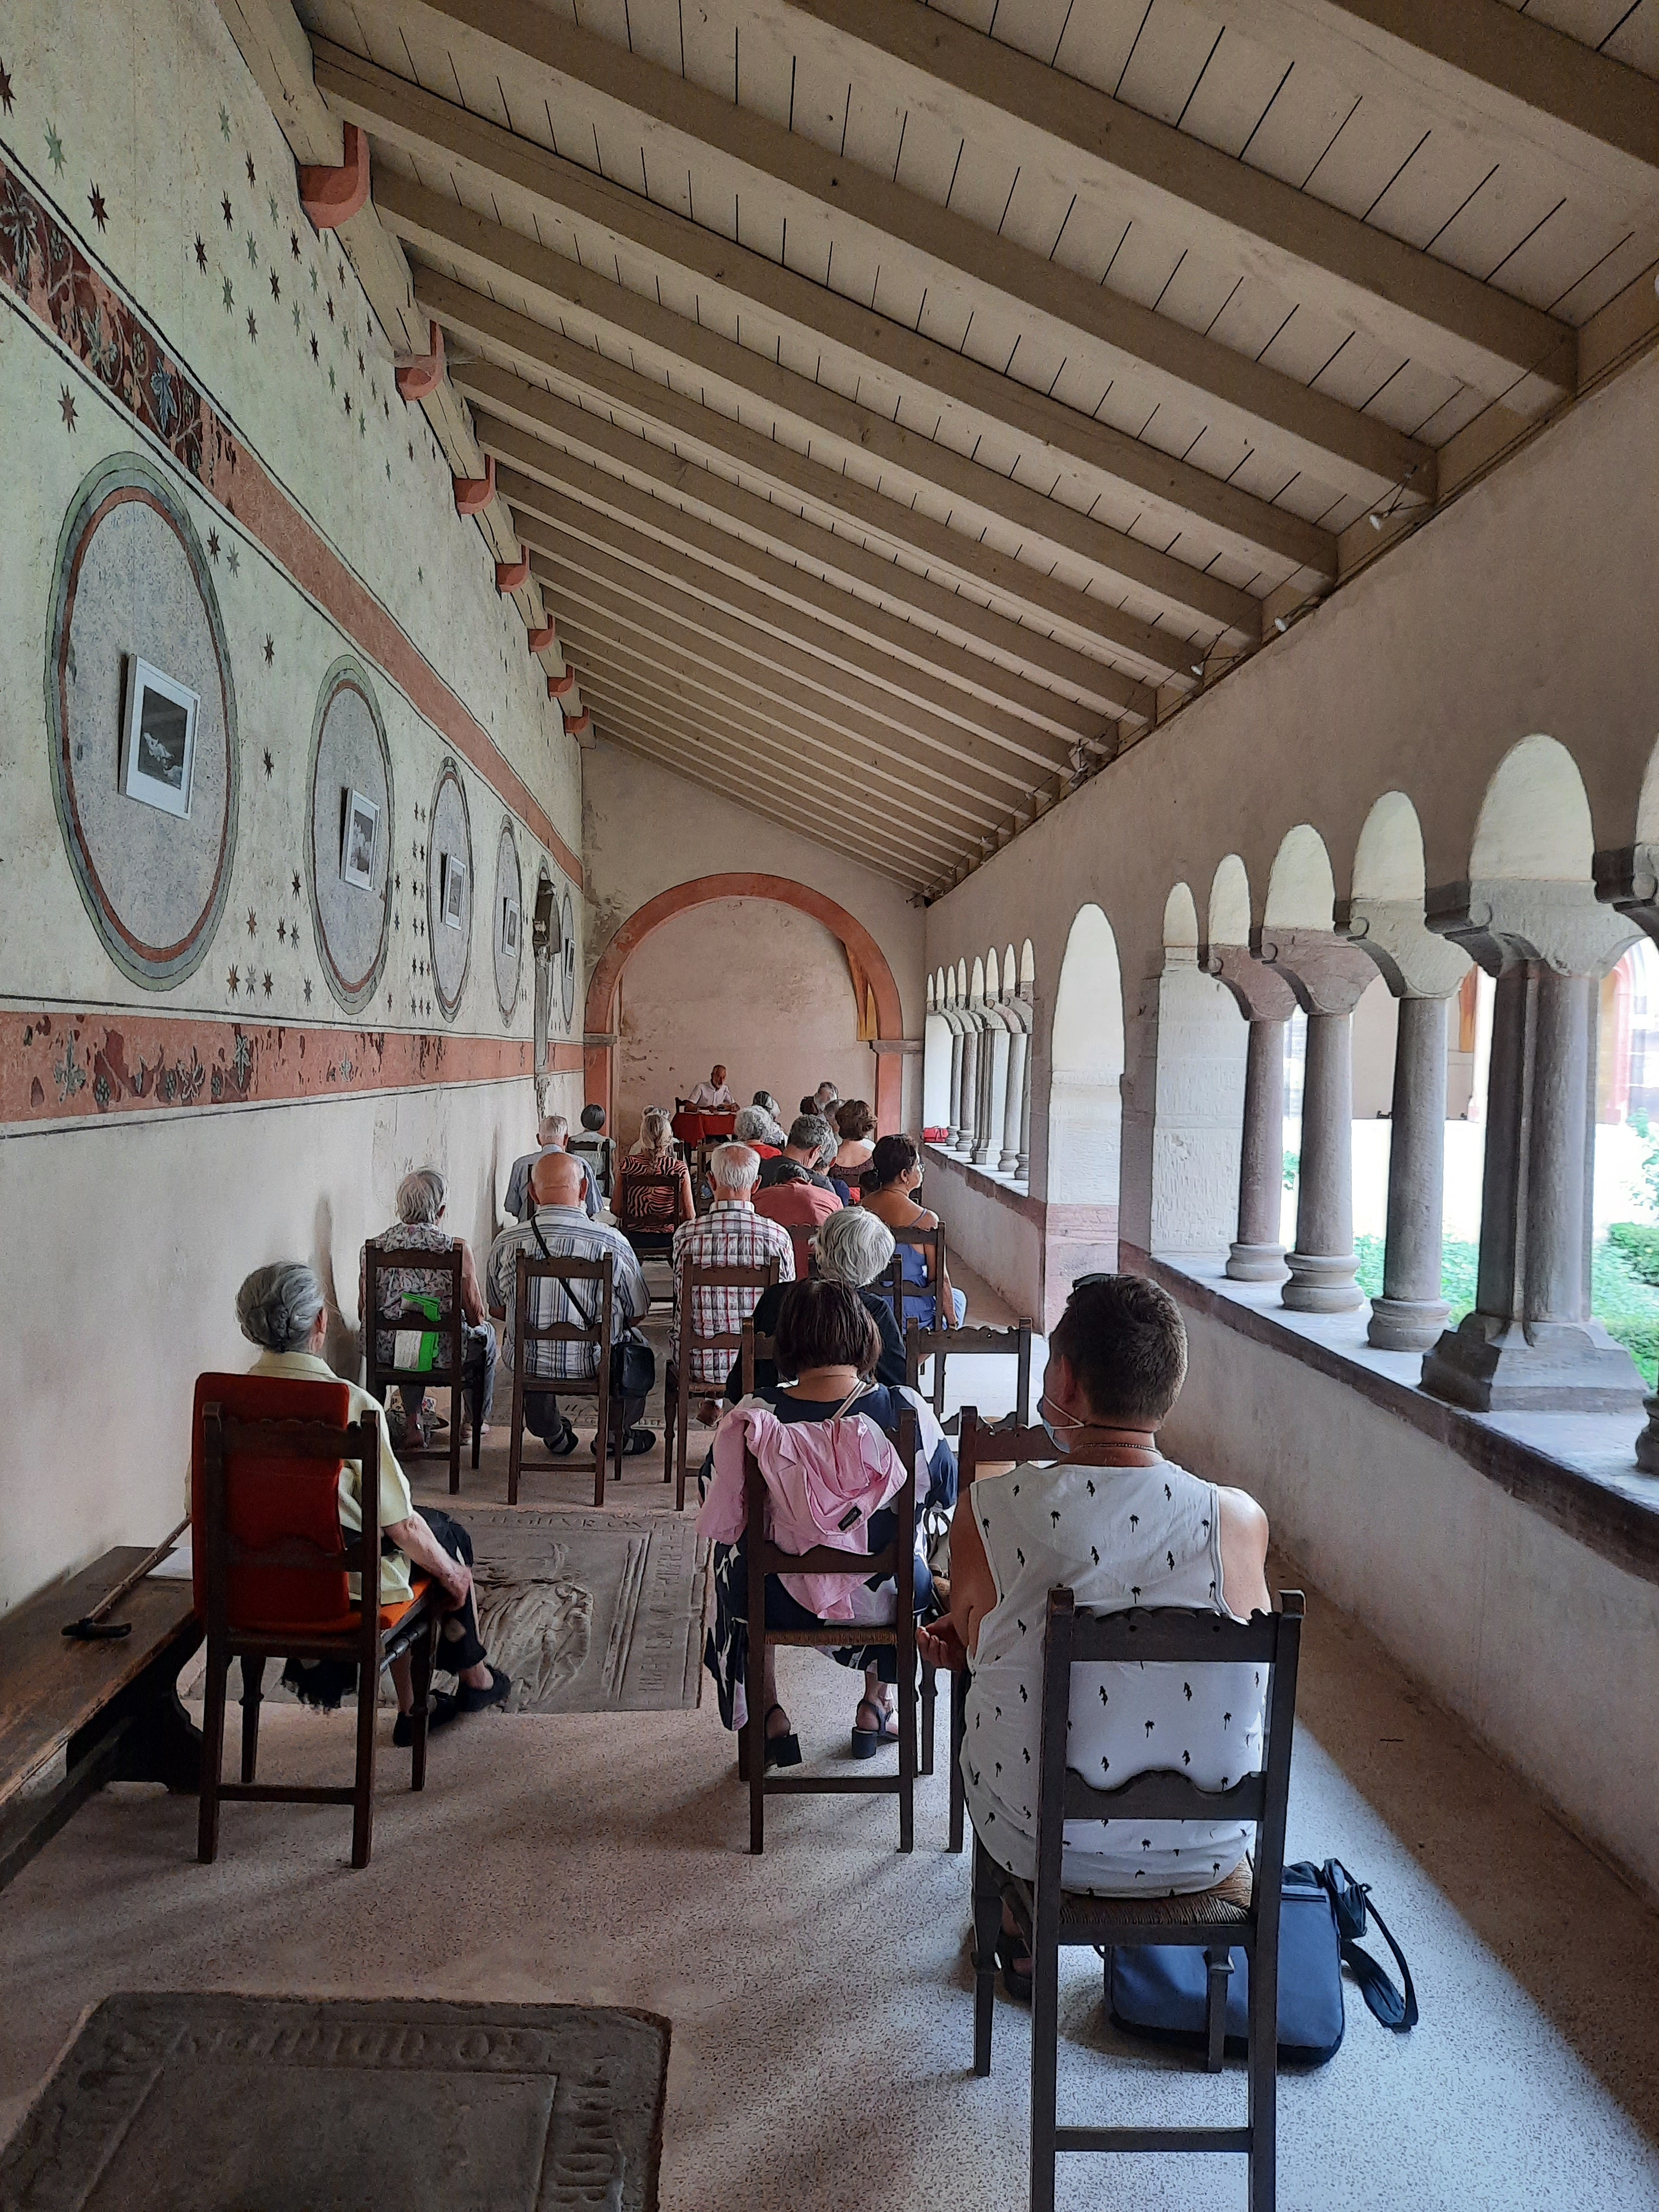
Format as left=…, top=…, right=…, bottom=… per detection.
left=1038, top=1388, right=1086, bottom=1454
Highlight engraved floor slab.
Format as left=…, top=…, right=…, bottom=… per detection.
left=0, top=1994, right=668, bottom=2212
left=460, top=1509, right=707, bottom=1714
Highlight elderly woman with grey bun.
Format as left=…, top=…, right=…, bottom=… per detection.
left=237, top=1261, right=511, bottom=1741
left=722, top=1205, right=906, bottom=1400
left=359, top=1166, right=496, bottom=1451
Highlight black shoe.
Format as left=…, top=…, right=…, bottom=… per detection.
left=456, top=1664, right=512, bottom=1715
left=620, top=1426, right=656, bottom=1456
left=392, top=1691, right=457, bottom=1749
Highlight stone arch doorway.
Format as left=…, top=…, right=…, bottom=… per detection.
left=584, top=873, right=907, bottom=1130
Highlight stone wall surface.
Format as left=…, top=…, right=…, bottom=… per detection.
left=0, top=0, right=581, bottom=1607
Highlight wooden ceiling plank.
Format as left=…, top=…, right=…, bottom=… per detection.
left=348, top=0, right=1435, bottom=499
left=456, top=361, right=1160, bottom=713
left=312, top=33, right=1332, bottom=575
left=773, top=0, right=1575, bottom=410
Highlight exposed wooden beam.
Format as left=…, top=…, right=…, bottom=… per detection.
left=456, top=362, right=1162, bottom=715
left=774, top=0, right=1575, bottom=413
left=313, top=35, right=1333, bottom=577
left=419, top=270, right=1213, bottom=679
left=522, top=515, right=1080, bottom=778
left=359, top=0, right=1435, bottom=500
left=557, top=608, right=1037, bottom=818
left=503, top=468, right=1114, bottom=752
left=377, top=171, right=1261, bottom=637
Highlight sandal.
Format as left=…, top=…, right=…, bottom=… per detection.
left=456, top=1665, right=512, bottom=1715
left=763, top=1704, right=801, bottom=1768
left=995, top=1924, right=1033, bottom=2003
left=851, top=1695, right=900, bottom=1759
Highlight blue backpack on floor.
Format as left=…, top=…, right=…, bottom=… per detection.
left=1104, top=1859, right=1417, bottom=2068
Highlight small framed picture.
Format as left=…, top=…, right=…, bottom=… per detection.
left=120, top=657, right=198, bottom=819
left=500, top=895, right=519, bottom=954
left=441, top=853, right=467, bottom=931
left=340, top=789, right=379, bottom=890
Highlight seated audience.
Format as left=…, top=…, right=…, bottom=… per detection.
left=830, top=1098, right=877, bottom=1188
left=726, top=1207, right=904, bottom=1400
left=862, top=1133, right=965, bottom=1328
left=504, top=1112, right=599, bottom=1222
left=487, top=1151, right=655, bottom=1457
left=568, top=1101, right=614, bottom=1202
left=360, top=1167, right=497, bottom=1449
left=813, top=1080, right=841, bottom=1112
left=750, top=1091, right=787, bottom=1144
left=797, top=1094, right=820, bottom=1120
left=615, top=1106, right=695, bottom=1237
left=236, top=1262, right=510, bottom=1740
left=670, top=1144, right=795, bottom=1416
left=758, top=1114, right=841, bottom=1193
left=700, top=1282, right=957, bottom=1761
left=686, top=1063, right=737, bottom=1111
left=753, top=1150, right=842, bottom=1278
left=733, top=1104, right=784, bottom=1158
left=919, top=1273, right=1270, bottom=1995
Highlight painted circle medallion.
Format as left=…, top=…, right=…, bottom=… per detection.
left=425, top=758, right=473, bottom=1021
left=45, top=453, right=238, bottom=988
left=492, top=818, right=524, bottom=1024
left=305, top=657, right=394, bottom=1013
left=559, top=888, right=577, bottom=1031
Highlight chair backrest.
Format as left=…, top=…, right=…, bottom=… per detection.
left=363, top=1238, right=465, bottom=1390
left=191, top=1371, right=378, bottom=1632
left=616, top=1165, right=685, bottom=1234
left=679, top=1256, right=781, bottom=1364
left=745, top=1406, right=920, bottom=1579
left=1034, top=1583, right=1303, bottom=1920
left=905, top=1318, right=1033, bottom=1423
left=739, top=1321, right=778, bottom=1398
left=513, top=1250, right=615, bottom=1380
left=886, top=1224, right=946, bottom=1326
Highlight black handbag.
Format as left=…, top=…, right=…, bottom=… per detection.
left=528, top=1206, right=656, bottom=1404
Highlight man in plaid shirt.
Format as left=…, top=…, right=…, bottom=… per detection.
left=670, top=1144, right=795, bottom=1389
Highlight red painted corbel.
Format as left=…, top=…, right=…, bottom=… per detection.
left=566, top=710, right=592, bottom=738
left=395, top=320, right=444, bottom=403
left=495, top=558, right=530, bottom=593
left=528, top=624, right=556, bottom=653
left=547, top=669, right=577, bottom=700
left=298, top=123, right=370, bottom=231
left=453, top=456, right=495, bottom=516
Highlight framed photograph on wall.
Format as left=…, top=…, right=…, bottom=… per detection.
left=120, top=657, right=199, bottom=819
left=340, top=789, right=380, bottom=890
left=441, top=852, right=467, bottom=931
left=500, top=894, right=519, bottom=956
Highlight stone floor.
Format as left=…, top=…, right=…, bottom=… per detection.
left=3, top=1257, right=1657, bottom=2209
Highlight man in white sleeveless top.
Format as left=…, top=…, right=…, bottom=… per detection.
left=920, top=1274, right=1269, bottom=1989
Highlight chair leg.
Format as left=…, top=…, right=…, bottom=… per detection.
left=896, top=1635, right=916, bottom=1856
left=351, top=1656, right=378, bottom=1869
left=448, top=1378, right=462, bottom=1495
left=196, top=1642, right=231, bottom=1864
left=507, top=1368, right=524, bottom=1507
left=745, top=1624, right=766, bottom=1856
left=920, top=1660, right=936, bottom=1777
left=970, top=1832, right=1001, bottom=2075
left=470, top=1373, right=483, bottom=1472
left=662, top=1365, right=675, bottom=1486
left=1204, top=1944, right=1234, bottom=2074
left=675, top=1374, right=691, bottom=1514
left=1246, top=1931, right=1278, bottom=2212
left=948, top=1664, right=968, bottom=1855
left=1029, top=1893, right=1061, bottom=2212
left=409, top=1616, right=435, bottom=1792
left=238, top=1654, right=266, bottom=1785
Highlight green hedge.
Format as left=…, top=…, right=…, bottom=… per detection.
left=1608, top=1222, right=1659, bottom=1287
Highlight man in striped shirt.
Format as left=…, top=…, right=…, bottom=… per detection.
left=487, top=1151, right=652, bottom=1455
left=670, top=1144, right=795, bottom=1395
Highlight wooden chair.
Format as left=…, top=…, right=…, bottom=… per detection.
left=971, top=1579, right=1304, bottom=2212
left=192, top=1373, right=439, bottom=1870
left=617, top=1170, right=688, bottom=1266
left=737, top=1317, right=775, bottom=1400
left=362, top=1242, right=480, bottom=1496
left=740, top=1409, right=919, bottom=1854
left=905, top=1317, right=1034, bottom=1428
left=665, top=1256, right=781, bottom=1510
left=886, top=1224, right=949, bottom=1335
left=506, top=1250, right=622, bottom=1509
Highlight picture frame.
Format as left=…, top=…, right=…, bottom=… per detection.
left=500, top=894, right=519, bottom=956
left=340, top=788, right=380, bottom=891
left=441, top=852, right=467, bottom=931
left=119, top=656, right=199, bottom=820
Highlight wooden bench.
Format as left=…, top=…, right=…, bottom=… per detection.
left=0, top=1548, right=202, bottom=1892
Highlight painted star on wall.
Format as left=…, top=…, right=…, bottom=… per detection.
left=290, top=229, right=300, bottom=260
left=327, top=366, right=335, bottom=392
left=246, top=307, right=257, bottom=342
left=227, top=966, right=239, bottom=993
left=267, top=191, right=277, bottom=224
left=218, top=105, right=231, bottom=140
left=244, top=153, right=255, bottom=186
left=226, top=545, right=239, bottom=575
left=342, top=391, right=351, bottom=416
left=87, top=184, right=108, bottom=232
left=310, top=264, right=317, bottom=293
left=309, top=333, right=318, bottom=362
left=291, top=301, right=300, bottom=333
left=326, top=295, right=334, bottom=322
left=263, top=635, right=274, bottom=665
left=246, top=972, right=257, bottom=997
left=269, top=269, right=279, bottom=302
left=276, top=918, right=286, bottom=942
left=207, top=529, right=220, bottom=561
left=0, top=60, right=14, bottom=116
left=58, top=386, right=77, bottom=432
left=45, top=122, right=65, bottom=176
left=221, top=192, right=232, bottom=229
left=221, top=276, right=233, bottom=312
left=245, top=231, right=257, bottom=267
left=262, top=748, right=273, bottom=777
left=194, top=234, right=207, bottom=272
left=303, top=978, right=312, bottom=1003
left=247, top=910, right=258, bottom=936
left=263, top=972, right=273, bottom=997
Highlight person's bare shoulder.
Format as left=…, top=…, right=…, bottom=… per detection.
left=1215, top=1484, right=1271, bottom=1618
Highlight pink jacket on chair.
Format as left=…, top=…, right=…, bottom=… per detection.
left=698, top=1406, right=909, bottom=1620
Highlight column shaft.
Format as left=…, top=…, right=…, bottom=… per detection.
left=1368, top=995, right=1450, bottom=1350
left=958, top=1021, right=979, bottom=1155
left=1284, top=1010, right=1361, bottom=1312
left=1228, top=1016, right=1287, bottom=1281
left=1000, top=1028, right=1027, bottom=1174
left=947, top=1029, right=964, bottom=1147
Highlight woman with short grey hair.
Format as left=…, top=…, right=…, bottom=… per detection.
left=236, top=1262, right=510, bottom=1739
left=722, top=1199, right=908, bottom=1400
left=733, top=1105, right=784, bottom=1151
left=359, top=1166, right=496, bottom=1450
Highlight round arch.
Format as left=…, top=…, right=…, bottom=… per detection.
left=583, top=872, right=907, bottom=1129
left=1044, top=903, right=1125, bottom=1324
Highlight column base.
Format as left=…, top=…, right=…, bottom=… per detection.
left=1636, top=1397, right=1659, bottom=1473
left=1420, top=1314, right=1647, bottom=1413
left=1281, top=1251, right=1363, bottom=1313
left=1226, top=1242, right=1287, bottom=1283
left=1366, top=1295, right=1449, bottom=1353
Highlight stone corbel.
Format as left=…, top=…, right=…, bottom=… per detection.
left=1426, top=878, right=1637, bottom=980
left=547, top=669, right=577, bottom=701
left=1340, top=898, right=1470, bottom=999
left=298, top=122, right=370, bottom=231
left=528, top=624, right=556, bottom=654
left=1251, top=926, right=1377, bottom=1014
left=394, top=320, right=445, bottom=403
left=495, top=557, right=530, bottom=594
left=453, top=457, right=496, bottom=517
left=1202, top=942, right=1298, bottom=1022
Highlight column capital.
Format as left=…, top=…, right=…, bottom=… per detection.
left=1201, top=943, right=1298, bottom=1022
left=1426, top=878, right=1637, bottom=979
left=1250, top=927, right=1376, bottom=1016
left=1594, top=843, right=1659, bottom=943
left=1340, top=898, right=1470, bottom=1000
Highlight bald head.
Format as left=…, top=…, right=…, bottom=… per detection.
left=530, top=1149, right=585, bottom=1207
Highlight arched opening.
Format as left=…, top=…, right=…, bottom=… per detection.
left=583, top=872, right=907, bottom=1132
left=1145, top=880, right=1246, bottom=1259
left=1207, top=853, right=1252, bottom=947
left=1471, top=733, right=1595, bottom=882
left=1044, top=904, right=1124, bottom=1327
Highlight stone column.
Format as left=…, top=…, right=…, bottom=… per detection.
left=999, top=1017, right=1029, bottom=1175
left=1419, top=880, right=1644, bottom=1413
left=974, top=1013, right=1010, bottom=1167
left=958, top=1008, right=980, bottom=1157
left=1253, top=928, right=1379, bottom=1313
left=1204, top=946, right=1297, bottom=1282
left=1017, top=1006, right=1034, bottom=1182
left=1344, top=899, right=1470, bottom=1352
left=946, top=1015, right=966, bottom=1149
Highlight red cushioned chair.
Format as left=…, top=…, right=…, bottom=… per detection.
left=192, top=1372, right=438, bottom=1870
